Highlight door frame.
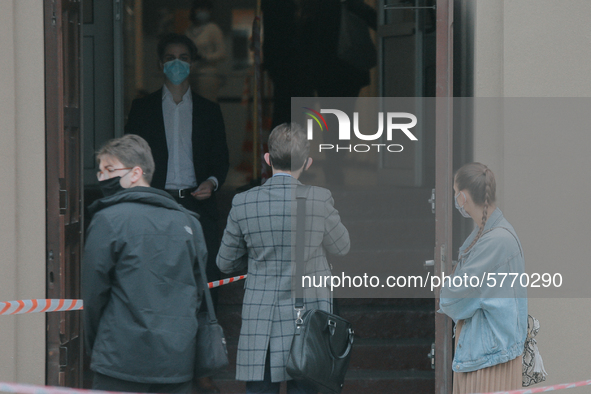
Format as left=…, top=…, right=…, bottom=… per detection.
left=434, top=0, right=454, bottom=392
left=45, top=0, right=84, bottom=387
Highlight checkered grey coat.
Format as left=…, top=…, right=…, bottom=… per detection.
left=216, top=175, right=350, bottom=382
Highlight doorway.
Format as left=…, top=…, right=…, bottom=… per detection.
left=45, top=0, right=458, bottom=391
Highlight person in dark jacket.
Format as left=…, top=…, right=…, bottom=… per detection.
left=82, top=134, right=208, bottom=393
left=125, top=34, right=229, bottom=393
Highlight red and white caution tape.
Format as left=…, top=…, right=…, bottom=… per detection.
left=480, top=379, right=591, bottom=394
left=0, top=276, right=247, bottom=316
left=208, top=275, right=247, bottom=289
left=2, top=379, right=591, bottom=394
left=0, top=299, right=83, bottom=316
left=0, top=381, right=138, bottom=394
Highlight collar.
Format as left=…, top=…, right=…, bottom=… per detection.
left=264, top=174, right=301, bottom=186
left=161, top=84, right=192, bottom=104
left=459, top=207, right=504, bottom=258
left=482, top=207, right=503, bottom=232
left=272, top=173, right=294, bottom=178
left=88, top=186, right=192, bottom=217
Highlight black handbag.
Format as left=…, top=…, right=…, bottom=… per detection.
left=193, top=307, right=229, bottom=378
left=183, top=211, right=230, bottom=379
left=337, top=0, right=377, bottom=71
left=286, top=186, right=355, bottom=394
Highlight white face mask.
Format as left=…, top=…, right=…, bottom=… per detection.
left=454, top=191, right=471, bottom=218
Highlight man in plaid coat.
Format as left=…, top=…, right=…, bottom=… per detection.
left=217, top=123, right=350, bottom=393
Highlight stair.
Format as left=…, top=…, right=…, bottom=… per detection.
left=214, top=186, right=436, bottom=393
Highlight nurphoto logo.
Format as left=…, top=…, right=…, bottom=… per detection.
left=303, top=107, right=418, bottom=153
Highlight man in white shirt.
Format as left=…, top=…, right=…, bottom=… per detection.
left=125, top=33, right=229, bottom=394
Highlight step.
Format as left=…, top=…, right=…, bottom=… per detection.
left=210, top=369, right=434, bottom=394
left=221, top=337, right=432, bottom=373
left=348, top=338, right=433, bottom=371
left=335, top=297, right=435, bottom=308
left=217, top=304, right=435, bottom=340
left=341, top=370, right=435, bottom=394
left=340, top=305, right=435, bottom=339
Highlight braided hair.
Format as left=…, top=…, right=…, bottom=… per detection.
left=455, top=162, right=496, bottom=253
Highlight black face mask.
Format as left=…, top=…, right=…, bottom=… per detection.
left=99, top=176, right=124, bottom=197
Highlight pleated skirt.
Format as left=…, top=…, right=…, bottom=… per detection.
left=453, top=320, right=522, bottom=394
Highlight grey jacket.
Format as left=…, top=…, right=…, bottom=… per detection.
left=217, top=175, right=350, bottom=382
left=82, top=187, right=207, bottom=383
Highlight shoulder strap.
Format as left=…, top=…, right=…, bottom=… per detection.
left=294, top=185, right=311, bottom=311
left=182, top=210, right=218, bottom=324
left=461, top=225, right=523, bottom=260
left=490, top=226, right=524, bottom=258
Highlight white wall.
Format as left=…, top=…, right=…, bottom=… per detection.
left=472, top=0, right=591, bottom=390
left=0, top=0, right=46, bottom=385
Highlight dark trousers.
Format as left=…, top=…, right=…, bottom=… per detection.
left=245, top=349, right=317, bottom=394
left=92, top=372, right=192, bottom=394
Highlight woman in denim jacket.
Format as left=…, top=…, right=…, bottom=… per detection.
left=440, top=163, right=528, bottom=394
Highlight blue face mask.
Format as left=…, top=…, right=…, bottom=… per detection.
left=454, top=191, right=471, bottom=218
left=163, top=59, right=191, bottom=85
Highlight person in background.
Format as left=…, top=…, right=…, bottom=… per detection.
left=125, top=32, right=229, bottom=394
left=217, top=123, right=350, bottom=394
left=261, top=0, right=377, bottom=128
left=83, top=135, right=207, bottom=394
left=440, top=162, right=528, bottom=394
left=186, top=0, right=226, bottom=102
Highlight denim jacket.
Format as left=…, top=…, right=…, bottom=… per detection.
left=440, top=208, right=528, bottom=373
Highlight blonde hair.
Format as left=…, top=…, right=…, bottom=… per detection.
left=267, top=123, right=309, bottom=171
left=97, top=135, right=155, bottom=184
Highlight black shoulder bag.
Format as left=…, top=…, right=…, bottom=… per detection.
left=286, top=185, right=355, bottom=394
left=183, top=211, right=230, bottom=379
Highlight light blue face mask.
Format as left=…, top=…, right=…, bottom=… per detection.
left=454, top=191, right=472, bottom=218
left=163, top=59, right=191, bottom=85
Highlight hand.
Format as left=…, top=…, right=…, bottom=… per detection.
left=192, top=180, right=215, bottom=200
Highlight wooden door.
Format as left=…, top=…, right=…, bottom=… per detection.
left=434, top=0, right=454, bottom=392
left=45, top=0, right=83, bottom=387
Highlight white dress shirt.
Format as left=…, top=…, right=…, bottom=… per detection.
left=161, top=85, right=218, bottom=190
